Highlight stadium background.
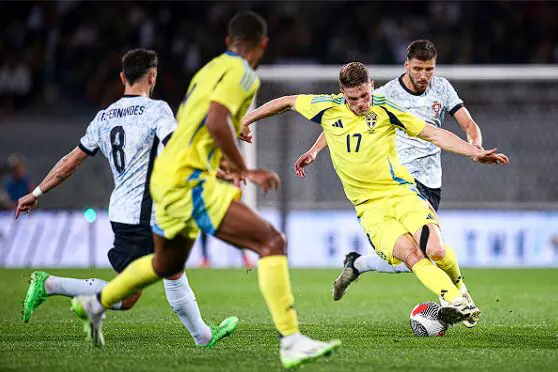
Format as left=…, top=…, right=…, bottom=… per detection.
left=1, top=0, right=558, bottom=268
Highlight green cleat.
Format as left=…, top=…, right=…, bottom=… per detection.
left=201, top=316, right=239, bottom=348
left=22, top=271, right=50, bottom=323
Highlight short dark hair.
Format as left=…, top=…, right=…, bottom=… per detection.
left=228, top=11, right=267, bottom=47
left=339, top=62, right=370, bottom=88
left=406, top=40, right=437, bottom=61
left=121, top=49, right=158, bottom=85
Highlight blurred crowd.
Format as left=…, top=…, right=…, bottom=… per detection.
left=0, top=155, right=32, bottom=211
left=1, top=1, right=557, bottom=113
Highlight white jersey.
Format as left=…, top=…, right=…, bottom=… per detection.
left=374, top=75, right=464, bottom=189
left=79, top=95, right=176, bottom=225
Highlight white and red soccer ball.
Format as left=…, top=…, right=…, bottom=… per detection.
left=410, top=301, right=447, bottom=337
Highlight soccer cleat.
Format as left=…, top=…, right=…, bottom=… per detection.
left=280, top=333, right=341, bottom=369
left=460, top=285, right=480, bottom=328
left=438, top=296, right=479, bottom=326
left=201, top=316, right=239, bottom=348
left=70, top=296, right=106, bottom=347
left=439, top=285, right=481, bottom=328
left=332, top=252, right=361, bottom=301
left=22, top=271, right=50, bottom=323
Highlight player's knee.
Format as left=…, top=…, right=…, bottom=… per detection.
left=426, top=243, right=446, bottom=261
left=259, top=228, right=287, bottom=257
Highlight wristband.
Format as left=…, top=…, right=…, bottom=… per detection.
left=32, top=186, right=43, bottom=198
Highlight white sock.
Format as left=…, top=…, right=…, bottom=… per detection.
left=163, top=274, right=212, bottom=346
left=44, top=276, right=122, bottom=310
left=354, top=254, right=410, bottom=274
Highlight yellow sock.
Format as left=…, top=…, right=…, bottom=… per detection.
left=433, top=245, right=463, bottom=289
left=258, top=255, right=300, bottom=336
left=412, top=258, right=461, bottom=302
left=100, top=254, right=160, bottom=308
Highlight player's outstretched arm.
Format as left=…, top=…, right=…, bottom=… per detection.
left=417, top=124, right=509, bottom=165
left=453, top=107, right=483, bottom=149
left=242, top=95, right=297, bottom=127
left=15, top=147, right=88, bottom=218
left=240, top=95, right=297, bottom=143
left=294, top=132, right=328, bottom=178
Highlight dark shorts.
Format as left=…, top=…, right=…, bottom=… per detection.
left=415, top=180, right=442, bottom=212
left=108, top=222, right=154, bottom=273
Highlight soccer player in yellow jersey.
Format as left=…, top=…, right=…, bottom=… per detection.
left=242, top=62, right=509, bottom=326
left=69, top=11, right=340, bottom=369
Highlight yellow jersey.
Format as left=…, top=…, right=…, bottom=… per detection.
left=153, top=51, right=260, bottom=185
left=294, top=93, right=427, bottom=206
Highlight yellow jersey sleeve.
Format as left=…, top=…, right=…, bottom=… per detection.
left=210, top=63, right=257, bottom=116
left=379, top=105, right=426, bottom=137
left=294, top=94, right=343, bottom=124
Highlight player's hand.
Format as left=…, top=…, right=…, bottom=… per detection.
left=294, top=151, right=317, bottom=178
left=246, top=169, right=280, bottom=193
left=472, top=148, right=509, bottom=165
left=15, top=194, right=38, bottom=219
left=217, top=167, right=246, bottom=187
left=239, top=125, right=253, bottom=143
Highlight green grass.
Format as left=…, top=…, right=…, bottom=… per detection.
left=1, top=268, right=557, bottom=371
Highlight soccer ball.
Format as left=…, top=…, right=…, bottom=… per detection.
left=409, top=301, right=447, bottom=337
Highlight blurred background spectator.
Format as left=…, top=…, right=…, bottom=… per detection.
left=3, top=154, right=33, bottom=209
left=0, top=1, right=557, bottom=113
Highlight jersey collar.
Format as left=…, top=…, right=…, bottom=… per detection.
left=122, top=94, right=142, bottom=98
left=224, top=50, right=240, bottom=57
left=398, top=74, right=427, bottom=96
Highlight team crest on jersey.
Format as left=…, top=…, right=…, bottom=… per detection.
left=431, top=101, right=442, bottom=116
left=366, top=112, right=377, bottom=132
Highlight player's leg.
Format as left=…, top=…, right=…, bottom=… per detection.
left=413, top=224, right=480, bottom=327
left=412, top=181, right=467, bottom=289
left=413, top=225, right=463, bottom=289
left=332, top=203, right=413, bottom=301
left=22, top=271, right=125, bottom=323
left=396, top=191, right=479, bottom=325
left=71, top=233, right=193, bottom=347
left=162, top=270, right=239, bottom=347
left=350, top=180, right=440, bottom=276
left=216, top=200, right=340, bottom=368
left=352, top=251, right=410, bottom=274
left=390, top=230, right=473, bottom=325
left=22, top=242, right=146, bottom=323
left=332, top=249, right=410, bottom=301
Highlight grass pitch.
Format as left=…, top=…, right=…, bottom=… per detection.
left=1, top=268, right=557, bottom=371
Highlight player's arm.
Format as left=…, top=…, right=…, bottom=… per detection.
left=294, top=132, right=328, bottom=178
left=242, top=95, right=297, bottom=128
left=207, top=70, right=279, bottom=191
left=239, top=95, right=297, bottom=142
left=207, top=102, right=278, bottom=191
left=453, top=107, right=483, bottom=149
left=382, top=105, right=507, bottom=165
left=207, top=101, right=248, bottom=173
left=15, top=147, right=88, bottom=218
left=417, top=124, right=508, bottom=165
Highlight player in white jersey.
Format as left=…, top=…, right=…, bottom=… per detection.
left=292, top=40, right=484, bottom=325
left=16, top=49, right=238, bottom=346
